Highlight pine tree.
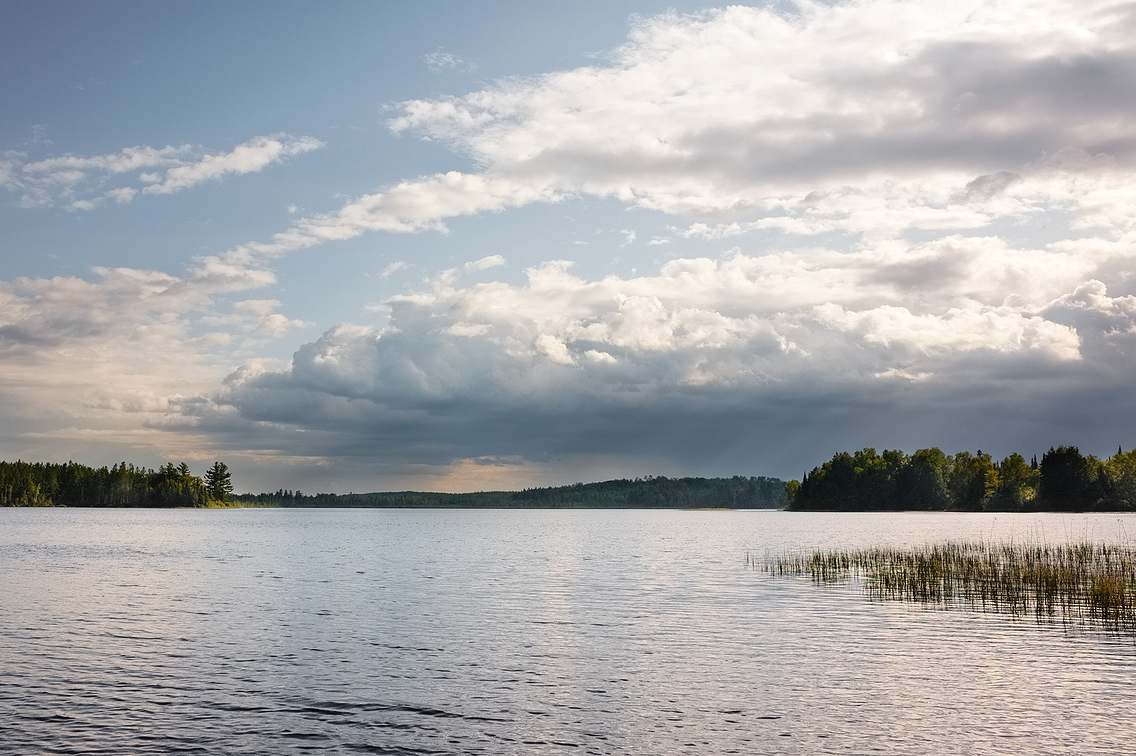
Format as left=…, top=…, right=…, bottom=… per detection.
left=204, top=461, right=233, bottom=503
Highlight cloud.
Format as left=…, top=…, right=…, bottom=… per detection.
left=221, top=0, right=1136, bottom=271
left=22, top=145, right=190, bottom=180
left=381, top=261, right=409, bottom=278
left=0, top=151, right=23, bottom=189
left=0, top=253, right=288, bottom=462
left=224, top=170, right=561, bottom=263
left=3, top=134, right=322, bottom=210
left=208, top=231, right=1136, bottom=480
left=464, top=254, right=506, bottom=272
left=423, top=49, right=478, bottom=73
left=202, top=299, right=312, bottom=339
left=141, top=135, right=324, bottom=195
left=104, top=186, right=138, bottom=204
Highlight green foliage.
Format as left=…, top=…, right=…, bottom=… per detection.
left=895, top=448, right=950, bottom=510
left=947, top=451, right=996, bottom=511
left=783, top=479, right=801, bottom=507
left=988, top=453, right=1039, bottom=511
left=1105, top=450, right=1136, bottom=510
left=0, top=460, right=208, bottom=507
left=791, top=445, right=1136, bottom=511
left=1038, top=446, right=1106, bottom=510
left=204, top=461, right=234, bottom=503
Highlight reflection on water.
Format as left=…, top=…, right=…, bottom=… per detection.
left=2, top=509, right=1135, bottom=754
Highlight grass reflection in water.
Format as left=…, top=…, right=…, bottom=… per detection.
left=754, top=542, right=1136, bottom=634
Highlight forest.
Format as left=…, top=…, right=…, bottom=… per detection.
left=236, top=475, right=788, bottom=509
left=788, top=445, right=1136, bottom=511
left=0, top=459, right=232, bottom=507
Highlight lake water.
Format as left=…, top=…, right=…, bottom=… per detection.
left=3, top=508, right=1135, bottom=755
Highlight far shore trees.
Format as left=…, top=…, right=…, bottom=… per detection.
left=6, top=448, right=1135, bottom=511
left=789, top=446, right=1134, bottom=511
left=0, top=460, right=209, bottom=507
left=236, top=475, right=789, bottom=509
left=0, top=464, right=788, bottom=509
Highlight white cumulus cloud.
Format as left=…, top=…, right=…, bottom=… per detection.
left=206, top=231, right=1136, bottom=476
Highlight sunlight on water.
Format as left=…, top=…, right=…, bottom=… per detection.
left=2, top=509, right=1135, bottom=754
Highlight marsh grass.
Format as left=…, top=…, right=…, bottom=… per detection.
left=752, top=542, right=1136, bottom=634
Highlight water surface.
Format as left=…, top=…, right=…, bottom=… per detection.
left=2, top=509, right=1134, bottom=754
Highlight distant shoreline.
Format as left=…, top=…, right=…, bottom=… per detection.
left=0, top=464, right=788, bottom=510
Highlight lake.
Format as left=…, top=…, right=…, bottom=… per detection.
left=2, top=508, right=1135, bottom=754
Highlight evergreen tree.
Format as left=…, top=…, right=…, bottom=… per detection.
left=1038, top=446, right=1094, bottom=509
left=204, top=461, right=233, bottom=503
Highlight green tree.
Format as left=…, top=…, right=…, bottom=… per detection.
left=947, top=451, right=997, bottom=511
left=988, top=452, right=1039, bottom=510
left=1039, top=446, right=1100, bottom=510
left=895, top=448, right=950, bottom=510
left=808, top=451, right=858, bottom=510
left=205, top=461, right=233, bottom=503
left=1104, top=449, right=1136, bottom=510
left=784, top=479, right=801, bottom=508
left=853, top=448, right=904, bottom=509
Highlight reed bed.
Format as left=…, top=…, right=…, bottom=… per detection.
left=751, top=542, right=1136, bottom=634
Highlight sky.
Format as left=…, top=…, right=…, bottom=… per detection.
left=3, top=0, right=1136, bottom=493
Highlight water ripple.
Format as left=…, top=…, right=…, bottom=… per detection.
left=3, top=508, right=1136, bottom=754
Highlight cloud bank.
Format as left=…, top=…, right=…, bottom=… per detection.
left=208, top=238, right=1136, bottom=482
left=187, top=0, right=1136, bottom=489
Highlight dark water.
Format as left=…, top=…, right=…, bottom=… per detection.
left=2, top=508, right=1135, bottom=755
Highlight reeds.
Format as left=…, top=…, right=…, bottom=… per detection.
left=751, top=541, right=1136, bottom=634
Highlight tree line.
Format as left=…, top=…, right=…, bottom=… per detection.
left=1, top=461, right=788, bottom=509
left=787, top=446, right=1136, bottom=511
left=0, top=459, right=234, bottom=507
left=236, top=475, right=788, bottom=509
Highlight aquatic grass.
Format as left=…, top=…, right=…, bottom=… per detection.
left=750, top=541, right=1136, bottom=634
